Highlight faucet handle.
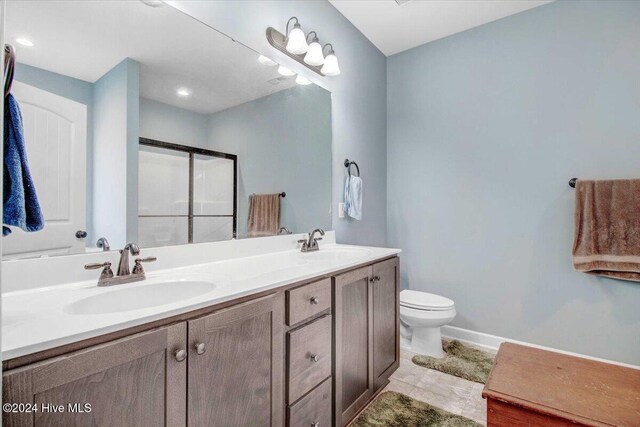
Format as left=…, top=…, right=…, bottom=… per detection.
left=84, top=262, right=114, bottom=281
left=132, top=257, right=156, bottom=275
left=84, top=261, right=111, bottom=270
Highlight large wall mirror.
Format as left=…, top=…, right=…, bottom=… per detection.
left=3, top=1, right=332, bottom=260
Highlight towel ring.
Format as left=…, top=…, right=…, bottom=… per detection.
left=344, top=159, right=360, bottom=177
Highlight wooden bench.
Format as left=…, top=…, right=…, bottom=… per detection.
left=482, top=342, right=640, bottom=426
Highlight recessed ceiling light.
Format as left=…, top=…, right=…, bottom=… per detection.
left=258, top=55, right=277, bottom=66
left=139, top=0, right=164, bottom=7
left=295, top=75, right=312, bottom=86
left=15, top=38, right=34, bottom=47
left=176, top=88, right=191, bottom=97
left=277, top=65, right=296, bottom=77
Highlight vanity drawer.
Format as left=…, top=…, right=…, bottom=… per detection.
left=287, top=315, right=332, bottom=403
left=286, top=278, right=331, bottom=326
left=288, top=377, right=332, bottom=427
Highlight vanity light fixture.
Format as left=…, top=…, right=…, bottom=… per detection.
left=284, top=17, right=308, bottom=55
left=321, top=44, right=341, bottom=76
left=266, top=17, right=341, bottom=77
left=295, top=75, right=312, bottom=85
left=15, top=38, right=34, bottom=47
left=176, top=87, right=191, bottom=97
left=277, top=65, right=296, bottom=77
left=258, top=55, right=277, bottom=66
left=304, top=32, right=324, bottom=66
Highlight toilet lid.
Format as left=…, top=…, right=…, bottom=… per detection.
left=400, top=289, right=455, bottom=311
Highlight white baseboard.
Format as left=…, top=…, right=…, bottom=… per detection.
left=441, top=325, right=640, bottom=370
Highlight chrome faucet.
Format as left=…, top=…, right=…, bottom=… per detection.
left=96, top=237, right=110, bottom=251
left=279, top=226, right=292, bottom=235
left=85, top=242, right=156, bottom=286
left=298, top=228, right=325, bottom=252
left=117, top=242, right=140, bottom=276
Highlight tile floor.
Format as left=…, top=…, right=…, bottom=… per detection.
left=381, top=347, right=493, bottom=425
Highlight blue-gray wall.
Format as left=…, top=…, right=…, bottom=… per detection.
left=387, top=1, right=640, bottom=364
left=167, top=0, right=387, bottom=246
left=207, top=85, right=332, bottom=237
left=92, top=58, right=139, bottom=248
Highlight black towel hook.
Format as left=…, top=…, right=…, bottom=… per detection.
left=569, top=178, right=577, bottom=188
left=344, top=159, right=360, bottom=177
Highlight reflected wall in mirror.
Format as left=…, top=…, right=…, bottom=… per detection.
left=3, top=0, right=332, bottom=260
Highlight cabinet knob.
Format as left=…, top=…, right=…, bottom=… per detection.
left=175, top=349, right=187, bottom=362
left=195, top=342, right=206, bottom=355
left=310, top=296, right=319, bottom=305
left=310, top=353, right=319, bottom=362
left=374, top=275, right=381, bottom=281
left=369, top=277, right=375, bottom=284
left=311, top=423, right=320, bottom=427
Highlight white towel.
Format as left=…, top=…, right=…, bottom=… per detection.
left=344, top=175, right=362, bottom=220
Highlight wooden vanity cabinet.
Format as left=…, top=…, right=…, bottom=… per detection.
left=3, top=256, right=399, bottom=427
left=333, top=258, right=400, bottom=427
left=187, top=293, right=284, bottom=427
left=372, top=257, right=400, bottom=390
left=2, top=323, right=187, bottom=427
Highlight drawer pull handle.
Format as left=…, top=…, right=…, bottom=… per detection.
left=311, top=423, right=319, bottom=427
left=310, top=296, right=319, bottom=305
left=175, top=349, right=187, bottom=362
left=310, top=354, right=319, bottom=362
left=195, top=342, right=206, bottom=355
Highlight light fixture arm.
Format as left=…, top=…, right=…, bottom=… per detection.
left=306, top=31, right=319, bottom=43
left=285, top=16, right=300, bottom=40
left=322, top=43, right=335, bottom=55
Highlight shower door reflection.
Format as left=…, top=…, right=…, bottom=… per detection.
left=138, top=139, right=237, bottom=247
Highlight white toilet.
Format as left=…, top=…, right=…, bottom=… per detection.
left=400, top=289, right=456, bottom=358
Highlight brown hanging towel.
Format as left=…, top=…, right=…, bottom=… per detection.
left=247, top=193, right=280, bottom=238
left=573, top=179, right=640, bottom=282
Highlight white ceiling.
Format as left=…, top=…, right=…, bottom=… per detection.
left=5, top=1, right=297, bottom=114
left=329, top=0, right=553, bottom=56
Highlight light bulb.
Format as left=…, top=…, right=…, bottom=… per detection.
left=321, top=53, right=340, bottom=76
left=296, top=75, right=312, bottom=85
left=286, top=24, right=308, bottom=55
left=304, top=41, right=324, bottom=66
left=258, top=55, right=277, bottom=66
left=277, top=65, right=296, bottom=77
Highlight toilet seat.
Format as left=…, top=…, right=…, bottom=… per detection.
left=400, top=289, right=455, bottom=311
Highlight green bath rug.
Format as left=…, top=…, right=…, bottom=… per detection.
left=350, top=391, right=482, bottom=427
left=412, top=340, right=494, bottom=384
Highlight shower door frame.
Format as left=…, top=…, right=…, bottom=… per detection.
left=139, top=137, right=238, bottom=242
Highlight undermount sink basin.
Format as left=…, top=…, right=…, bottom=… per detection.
left=301, top=247, right=373, bottom=262
left=65, top=281, right=216, bottom=315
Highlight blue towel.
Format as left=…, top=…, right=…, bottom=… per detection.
left=344, top=175, right=363, bottom=220
left=3, top=93, right=44, bottom=236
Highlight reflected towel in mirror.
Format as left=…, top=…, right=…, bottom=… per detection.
left=247, top=193, right=280, bottom=238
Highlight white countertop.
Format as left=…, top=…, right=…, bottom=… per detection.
left=2, top=243, right=400, bottom=360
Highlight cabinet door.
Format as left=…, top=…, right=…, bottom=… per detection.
left=187, top=293, right=284, bottom=427
left=3, top=324, right=187, bottom=427
left=373, top=258, right=400, bottom=390
left=333, top=265, right=374, bottom=427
